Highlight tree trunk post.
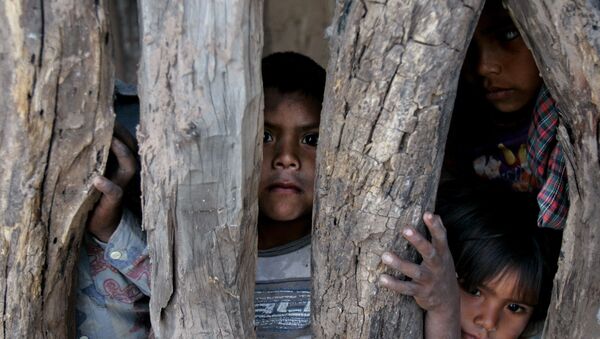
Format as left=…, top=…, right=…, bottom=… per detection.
left=107, top=0, right=140, bottom=84
left=506, top=1, right=600, bottom=337
left=311, top=0, right=483, bottom=337
left=137, top=0, right=263, bottom=337
left=0, top=0, right=113, bottom=337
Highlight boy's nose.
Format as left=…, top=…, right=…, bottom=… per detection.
left=273, top=142, right=300, bottom=169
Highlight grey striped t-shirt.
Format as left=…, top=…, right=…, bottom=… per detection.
left=255, top=235, right=311, bottom=339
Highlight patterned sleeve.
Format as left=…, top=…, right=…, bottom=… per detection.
left=100, top=209, right=151, bottom=295
left=526, top=86, right=569, bottom=229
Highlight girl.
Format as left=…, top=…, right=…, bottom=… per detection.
left=379, top=183, right=560, bottom=339
left=444, top=0, right=568, bottom=229
left=444, top=0, right=541, bottom=192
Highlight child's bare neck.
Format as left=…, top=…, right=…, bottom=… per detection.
left=257, top=214, right=312, bottom=250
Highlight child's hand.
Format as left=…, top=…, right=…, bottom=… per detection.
left=379, top=212, right=460, bottom=338
left=87, top=136, right=137, bottom=242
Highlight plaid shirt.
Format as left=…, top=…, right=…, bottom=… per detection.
left=526, top=86, right=569, bottom=229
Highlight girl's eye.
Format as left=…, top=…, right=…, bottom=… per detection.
left=264, top=131, right=273, bottom=144
left=507, top=303, right=527, bottom=313
left=467, top=288, right=481, bottom=297
left=301, top=133, right=319, bottom=147
left=499, top=28, right=520, bottom=42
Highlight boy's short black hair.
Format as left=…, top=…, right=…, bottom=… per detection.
left=262, top=52, right=326, bottom=105
left=436, top=181, right=561, bottom=322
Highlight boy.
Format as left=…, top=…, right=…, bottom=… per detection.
left=79, top=52, right=325, bottom=338
left=254, top=52, right=324, bottom=338
left=445, top=0, right=568, bottom=229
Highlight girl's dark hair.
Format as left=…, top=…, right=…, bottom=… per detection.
left=436, top=181, right=561, bottom=322
left=262, top=52, right=326, bottom=104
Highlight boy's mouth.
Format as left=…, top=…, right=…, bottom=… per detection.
left=268, top=182, right=302, bottom=193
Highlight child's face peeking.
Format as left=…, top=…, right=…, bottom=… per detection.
left=466, top=5, right=542, bottom=113
left=459, top=269, right=535, bottom=339
left=259, top=89, right=320, bottom=223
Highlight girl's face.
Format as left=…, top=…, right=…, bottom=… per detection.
left=466, top=5, right=542, bottom=114
left=459, top=269, right=535, bottom=339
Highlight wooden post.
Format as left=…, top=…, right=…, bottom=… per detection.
left=137, top=0, right=263, bottom=337
left=107, top=0, right=140, bottom=84
left=506, top=1, right=600, bottom=337
left=263, top=0, right=334, bottom=66
left=0, top=0, right=113, bottom=337
left=311, top=0, right=483, bottom=337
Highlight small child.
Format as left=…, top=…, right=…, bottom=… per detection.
left=379, top=182, right=560, bottom=339
left=254, top=52, right=325, bottom=338
left=445, top=0, right=568, bottom=229
left=77, top=84, right=150, bottom=338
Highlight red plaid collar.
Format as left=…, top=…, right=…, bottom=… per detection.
left=526, top=86, right=568, bottom=229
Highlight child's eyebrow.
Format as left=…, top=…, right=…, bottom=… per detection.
left=479, top=284, right=535, bottom=306
left=263, top=122, right=320, bottom=130
left=298, top=122, right=320, bottom=130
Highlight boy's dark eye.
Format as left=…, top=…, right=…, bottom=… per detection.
left=499, top=28, right=520, bottom=42
left=264, top=131, right=273, bottom=144
left=301, top=132, right=319, bottom=147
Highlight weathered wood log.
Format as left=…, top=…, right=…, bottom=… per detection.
left=506, top=1, right=600, bottom=337
left=263, top=0, right=334, bottom=67
left=137, top=0, right=263, bottom=337
left=312, top=0, right=483, bottom=337
left=0, top=0, right=113, bottom=337
left=107, top=0, right=140, bottom=84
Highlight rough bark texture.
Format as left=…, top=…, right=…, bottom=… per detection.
left=0, top=0, right=113, bottom=338
left=107, top=0, right=140, bottom=84
left=506, top=1, right=600, bottom=338
left=137, top=0, right=263, bottom=337
left=311, top=0, right=483, bottom=337
left=263, top=0, right=334, bottom=67
left=107, top=0, right=331, bottom=84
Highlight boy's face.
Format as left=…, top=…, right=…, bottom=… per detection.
left=466, top=5, right=542, bottom=113
left=459, top=269, right=534, bottom=339
left=259, top=89, right=320, bottom=223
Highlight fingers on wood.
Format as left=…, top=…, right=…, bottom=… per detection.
left=423, top=212, right=450, bottom=257
left=93, top=175, right=123, bottom=203
left=402, top=226, right=435, bottom=261
left=382, top=252, right=425, bottom=282
left=109, top=137, right=137, bottom=186
left=379, top=274, right=419, bottom=296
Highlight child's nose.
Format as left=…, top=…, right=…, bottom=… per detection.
left=477, top=48, right=501, bottom=77
left=474, top=303, right=500, bottom=334
left=274, top=141, right=300, bottom=169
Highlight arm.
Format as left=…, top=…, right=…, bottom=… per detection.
left=87, top=127, right=150, bottom=294
left=379, top=213, right=460, bottom=339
